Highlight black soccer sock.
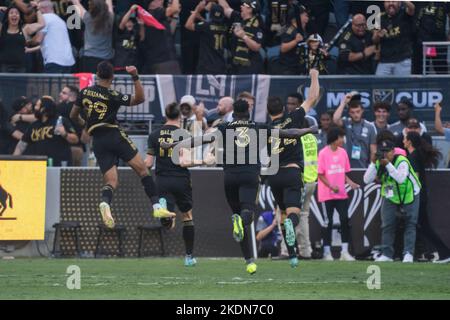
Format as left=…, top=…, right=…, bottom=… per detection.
left=183, top=220, right=195, bottom=256
left=281, top=226, right=297, bottom=258
left=141, top=175, right=159, bottom=205
left=240, top=226, right=253, bottom=262
left=101, top=185, right=114, bottom=205
left=287, top=212, right=299, bottom=228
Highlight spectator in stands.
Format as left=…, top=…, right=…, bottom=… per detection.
left=393, top=117, right=432, bottom=150
left=371, top=101, right=391, bottom=134
left=333, top=93, right=377, bottom=168
left=264, top=0, right=289, bottom=49
left=0, top=100, right=23, bottom=154
left=7, top=96, right=33, bottom=153
left=337, top=14, right=376, bottom=75
left=373, top=1, right=415, bottom=76
left=299, top=33, right=328, bottom=74
left=219, top=0, right=264, bottom=74
left=180, top=95, right=207, bottom=132
left=140, top=0, right=181, bottom=74
left=58, top=85, right=88, bottom=166
left=413, top=2, right=450, bottom=75
left=70, top=0, right=114, bottom=73
left=277, top=4, right=308, bottom=75
left=0, top=3, right=45, bottom=73
left=217, top=96, right=234, bottom=123
left=301, top=0, right=330, bottom=36
left=389, top=98, right=427, bottom=138
left=364, top=137, right=421, bottom=263
left=179, top=0, right=199, bottom=74
left=403, top=131, right=450, bottom=263
left=185, top=1, right=228, bottom=75
left=316, top=110, right=333, bottom=151
left=318, top=126, right=359, bottom=261
left=33, top=0, right=75, bottom=73
left=115, top=5, right=144, bottom=71
left=256, top=210, right=280, bottom=258
left=13, top=96, right=79, bottom=166
left=434, top=101, right=450, bottom=164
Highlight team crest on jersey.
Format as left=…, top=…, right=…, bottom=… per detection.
left=122, top=95, right=129, bottom=102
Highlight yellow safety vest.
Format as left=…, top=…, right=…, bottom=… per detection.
left=301, top=133, right=318, bottom=183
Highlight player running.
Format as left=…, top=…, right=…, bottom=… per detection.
left=70, top=61, right=175, bottom=228
left=266, top=68, right=320, bottom=268
left=163, top=99, right=317, bottom=274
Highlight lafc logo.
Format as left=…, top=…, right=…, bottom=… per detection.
left=31, top=126, right=53, bottom=142
left=0, top=184, right=13, bottom=217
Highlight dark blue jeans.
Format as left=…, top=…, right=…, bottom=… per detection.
left=44, top=63, right=73, bottom=74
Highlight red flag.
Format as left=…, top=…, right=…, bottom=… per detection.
left=73, top=73, right=95, bottom=89
left=136, top=5, right=165, bottom=30
left=425, top=46, right=437, bottom=58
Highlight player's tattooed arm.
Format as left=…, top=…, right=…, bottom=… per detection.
left=277, top=126, right=318, bottom=139
left=70, top=105, right=86, bottom=128
left=13, top=140, right=28, bottom=156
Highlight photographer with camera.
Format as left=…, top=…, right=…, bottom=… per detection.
left=363, top=138, right=421, bottom=263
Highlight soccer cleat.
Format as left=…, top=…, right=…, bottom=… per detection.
left=99, top=202, right=115, bottom=228
left=159, top=197, right=167, bottom=209
left=402, top=253, right=414, bottom=263
left=184, top=255, right=197, bottom=267
left=153, top=207, right=176, bottom=219
left=340, top=251, right=356, bottom=261
left=246, top=262, right=257, bottom=275
left=231, top=214, right=244, bottom=242
left=283, top=218, right=296, bottom=247
left=375, top=255, right=393, bottom=262
left=322, top=252, right=334, bottom=261
left=433, top=256, right=450, bottom=264
left=289, top=257, right=299, bottom=268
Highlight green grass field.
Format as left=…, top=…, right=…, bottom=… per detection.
left=0, top=258, right=449, bottom=299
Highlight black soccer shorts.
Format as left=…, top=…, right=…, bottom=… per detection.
left=267, top=167, right=303, bottom=210
left=223, top=170, right=260, bottom=214
left=156, top=175, right=193, bottom=213
left=92, top=127, right=138, bottom=174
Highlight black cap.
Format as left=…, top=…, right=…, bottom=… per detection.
left=378, top=139, right=395, bottom=152
left=242, top=0, right=259, bottom=12
left=210, top=3, right=224, bottom=22
left=11, top=96, right=31, bottom=112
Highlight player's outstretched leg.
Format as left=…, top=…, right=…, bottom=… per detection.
left=182, top=212, right=196, bottom=267
left=127, top=154, right=176, bottom=218
left=283, top=209, right=300, bottom=268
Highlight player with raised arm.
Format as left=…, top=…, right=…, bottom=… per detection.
left=70, top=61, right=175, bottom=228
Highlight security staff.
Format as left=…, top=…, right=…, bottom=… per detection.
left=185, top=1, right=228, bottom=74
left=219, top=0, right=264, bottom=74
left=337, top=14, right=376, bottom=75
left=13, top=96, right=79, bottom=166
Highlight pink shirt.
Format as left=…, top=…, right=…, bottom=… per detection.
left=318, top=146, right=351, bottom=202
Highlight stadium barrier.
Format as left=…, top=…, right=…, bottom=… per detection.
left=2, top=167, right=449, bottom=258
left=0, top=74, right=448, bottom=125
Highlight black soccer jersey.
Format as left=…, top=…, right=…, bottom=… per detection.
left=269, top=107, right=305, bottom=167
left=194, top=21, right=228, bottom=74
left=147, top=125, right=190, bottom=177
left=76, top=85, right=132, bottom=135
left=216, top=120, right=271, bottom=173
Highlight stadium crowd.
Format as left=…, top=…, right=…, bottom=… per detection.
left=0, top=1, right=449, bottom=75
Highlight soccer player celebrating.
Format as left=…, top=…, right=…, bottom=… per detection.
left=163, top=99, right=316, bottom=274
left=266, top=68, right=320, bottom=268
left=70, top=61, right=175, bottom=228
left=146, top=103, right=197, bottom=267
